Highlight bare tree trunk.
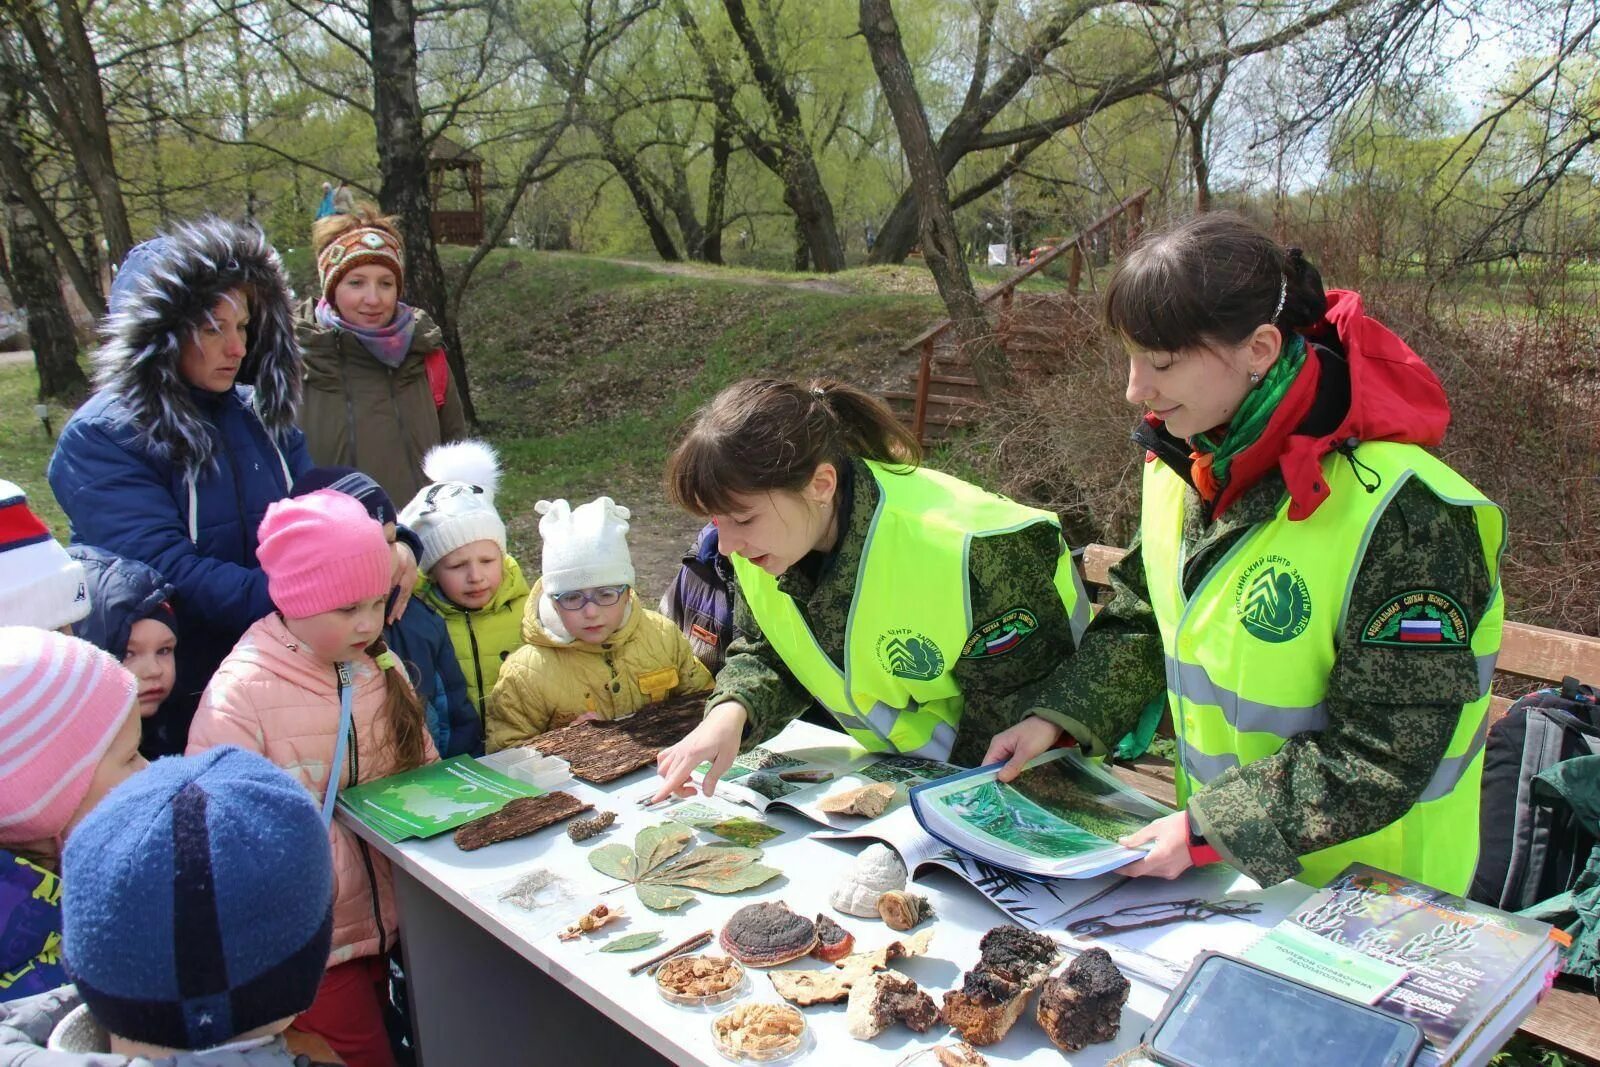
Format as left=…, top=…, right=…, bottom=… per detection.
left=368, top=0, right=476, bottom=424
left=859, top=0, right=1010, bottom=395
left=10, top=0, right=133, bottom=265
left=1189, top=115, right=1211, bottom=213
left=0, top=91, right=104, bottom=316
left=605, top=144, right=682, bottom=261
left=6, top=194, right=86, bottom=401
left=703, top=111, right=731, bottom=265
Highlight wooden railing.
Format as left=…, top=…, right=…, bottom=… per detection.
left=899, top=188, right=1151, bottom=442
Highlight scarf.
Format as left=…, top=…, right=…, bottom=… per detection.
left=1188, top=335, right=1308, bottom=503
left=316, top=298, right=417, bottom=369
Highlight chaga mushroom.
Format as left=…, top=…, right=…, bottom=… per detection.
left=812, top=914, right=855, bottom=962
left=719, top=902, right=818, bottom=967
left=941, top=926, right=1063, bottom=1046
left=1035, top=948, right=1131, bottom=1052
left=845, top=970, right=939, bottom=1040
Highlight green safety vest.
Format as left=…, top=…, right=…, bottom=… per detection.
left=1142, top=441, right=1505, bottom=892
left=734, top=461, right=1089, bottom=760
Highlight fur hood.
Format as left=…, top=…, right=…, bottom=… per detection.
left=94, top=217, right=301, bottom=476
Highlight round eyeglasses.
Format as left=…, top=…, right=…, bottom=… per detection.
left=551, top=585, right=630, bottom=611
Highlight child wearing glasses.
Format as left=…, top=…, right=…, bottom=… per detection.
left=486, top=496, right=713, bottom=752
left=399, top=441, right=532, bottom=727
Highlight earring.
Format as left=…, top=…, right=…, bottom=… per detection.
left=1249, top=371, right=1262, bottom=384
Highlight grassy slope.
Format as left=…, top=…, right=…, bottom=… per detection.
left=2, top=248, right=940, bottom=594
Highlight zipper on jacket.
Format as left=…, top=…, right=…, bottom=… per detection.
left=339, top=337, right=360, bottom=469
left=215, top=420, right=251, bottom=561
left=464, top=612, right=486, bottom=721
left=386, top=367, right=416, bottom=471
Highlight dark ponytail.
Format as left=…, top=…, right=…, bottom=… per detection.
left=666, top=377, right=921, bottom=516
left=1104, top=211, right=1328, bottom=352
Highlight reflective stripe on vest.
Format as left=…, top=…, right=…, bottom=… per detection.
left=1141, top=441, right=1505, bottom=892
left=735, top=461, right=1088, bottom=759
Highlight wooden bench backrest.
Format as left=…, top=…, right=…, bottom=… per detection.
left=1079, top=544, right=1600, bottom=721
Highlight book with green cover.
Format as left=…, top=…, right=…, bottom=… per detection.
left=1243, top=863, right=1561, bottom=1059
left=338, top=755, right=546, bottom=842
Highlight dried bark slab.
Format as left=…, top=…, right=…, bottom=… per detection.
left=453, top=792, right=591, bottom=850
left=1035, top=948, right=1130, bottom=1052
left=834, top=927, right=934, bottom=982
left=720, top=901, right=818, bottom=967
left=769, top=969, right=854, bottom=1006
left=846, top=969, right=939, bottom=1039
left=941, top=927, right=1063, bottom=1047
left=527, top=694, right=703, bottom=783
left=819, top=782, right=896, bottom=818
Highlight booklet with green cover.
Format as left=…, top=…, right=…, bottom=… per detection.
left=908, top=749, right=1173, bottom=878
left=338, top=755, right=546, bottom=843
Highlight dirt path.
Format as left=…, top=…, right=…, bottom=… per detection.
left=603, top=258, right=857, bottom=296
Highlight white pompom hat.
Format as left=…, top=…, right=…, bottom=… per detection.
left=398, top=440, right=507, bottom=572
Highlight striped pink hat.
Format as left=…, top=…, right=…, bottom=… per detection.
left=0, top=627, right=137, bottom=844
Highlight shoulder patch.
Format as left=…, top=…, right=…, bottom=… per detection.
left=960, top=607, right=1039, bottom=659
left=1361, top=589, right=1470, bottom=648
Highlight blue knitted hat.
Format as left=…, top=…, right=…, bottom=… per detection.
left=61, top=747, right=334, bottom=1050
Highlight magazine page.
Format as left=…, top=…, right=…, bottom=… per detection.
left=774, top=753, right=964, bottom=828
left=697, top=740, right=865, bottom=814
left=909, top=748, right=1173, bottom=878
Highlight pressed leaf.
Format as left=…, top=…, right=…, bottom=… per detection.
left=588, top=843, right=636, bottom=882
left=600, top=931, right=665, bottom=953
left=587, top=829, right=781, bottom=911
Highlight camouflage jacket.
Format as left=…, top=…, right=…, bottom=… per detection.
left=708, top=459, right=1082, bottom=767
left=1036, top=460, right=1495, bottom=887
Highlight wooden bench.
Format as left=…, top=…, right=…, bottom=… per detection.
left=1077, top=542, right=1600, bottom=1062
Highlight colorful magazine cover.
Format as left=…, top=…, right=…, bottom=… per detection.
left=909, top=749, right=1172, bottom=878
left=1246, top=863, right=1560, bottom=1055
left=338, top=754, right=546, bottom=842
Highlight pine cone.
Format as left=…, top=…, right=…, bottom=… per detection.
left=567, top=810, right=618, bottom=842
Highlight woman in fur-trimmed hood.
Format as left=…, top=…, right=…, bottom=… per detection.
left=47, top=217, right=314, bottom=756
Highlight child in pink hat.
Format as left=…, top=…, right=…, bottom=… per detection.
left=188, top=490, right=438, bottom=1067
left=0, top=627, right=146, bottom=1002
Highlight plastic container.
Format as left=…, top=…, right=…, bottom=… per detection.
left=478, top=748, right=571, bottom=790
left=655, top=954, right=748, bottom=1010
left=709, top=1002, right=811, bottom=1063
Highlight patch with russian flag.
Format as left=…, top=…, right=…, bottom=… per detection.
left=1361, top=589, right=1470, bottom=649
left=960, top=607, right=1039, bottom=659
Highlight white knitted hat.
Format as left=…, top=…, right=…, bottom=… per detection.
left=398, top=441, right=507, bottom=572
left=537, top=497, right=634, bottom=596
left=0, top=479, right=90, bottom=631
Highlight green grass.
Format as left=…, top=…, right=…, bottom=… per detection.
left=0, top=362, right=75, bottom=535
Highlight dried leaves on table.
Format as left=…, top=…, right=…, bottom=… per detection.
left=454, top=792, right=592, bottom=851
left=527, top=694, right=702, bottom=783
left=588, top=823, right=781, bottom=911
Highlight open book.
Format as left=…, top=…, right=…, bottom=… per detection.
left=908, top=749, right=1171, bottom=878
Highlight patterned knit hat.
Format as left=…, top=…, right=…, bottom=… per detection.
left=398, top=440, right=506, bottom=572
left=0, top=479, right=90, bottom=631
left=0, top=627, right=137, bottom=844
left=291, top=466, right=398, bottom=527
left=257, top=490, right=392, bottom=618
left=316, top=224, right=404, bottom=305
left=62, top=746, right=334, bottom=1050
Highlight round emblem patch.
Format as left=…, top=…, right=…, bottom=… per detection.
left=1234, top=555, right=1312, bottom=643
left=361, top=232, right=387, bottom=249
left=876, top=629, right=945, bottom=681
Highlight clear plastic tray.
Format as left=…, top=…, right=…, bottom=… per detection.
left=655, top=955, right=748, bottom=1010
left=709, top=1002, right=812, bottom=1063
left=477, top=748, right=571, bottom=790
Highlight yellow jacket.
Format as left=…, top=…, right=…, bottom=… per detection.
left=486, top=579, right=714, bottom=752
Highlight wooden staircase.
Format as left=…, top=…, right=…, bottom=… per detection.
left=880, top=189, right=1150, bottom=446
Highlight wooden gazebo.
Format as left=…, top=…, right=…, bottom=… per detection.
left=429, top=135, right=484, bottom=245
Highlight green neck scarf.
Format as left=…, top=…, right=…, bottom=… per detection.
left=1191, top=335, right=1307, bottom=486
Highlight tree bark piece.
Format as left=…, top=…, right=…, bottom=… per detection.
left=453, top=792, right=591, bottom=851
left=5, top=195, right=85, bottom=401
left=527, top=693, right=704, bottom=783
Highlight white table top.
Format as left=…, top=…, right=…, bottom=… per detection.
left=338, top=726, right=1244, bottom=1066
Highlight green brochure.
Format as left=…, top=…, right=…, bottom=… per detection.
left=338, top=755, right=546, bottom=842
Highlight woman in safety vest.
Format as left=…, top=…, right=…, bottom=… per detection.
left=985, top=212, right=1503, bottom=894
left=651, top=378, right=1091, bottom=801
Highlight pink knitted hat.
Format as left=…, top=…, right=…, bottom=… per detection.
left=0, top=627, right=137, bottom=844
left=257, top=490, right=392, bottom=619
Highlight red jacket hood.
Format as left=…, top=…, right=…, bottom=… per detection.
left=1205, top=288, right=1451, bottom=520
